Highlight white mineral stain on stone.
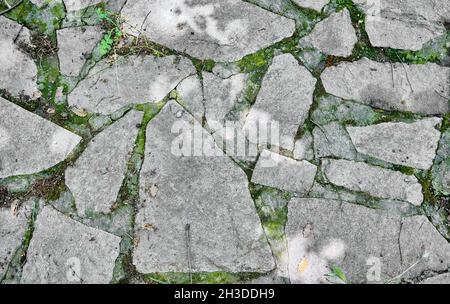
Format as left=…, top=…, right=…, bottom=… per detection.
left=121, top=0, right=295, bottom=61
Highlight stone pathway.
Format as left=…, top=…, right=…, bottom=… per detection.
left=0, top=0, right=449, bottom=284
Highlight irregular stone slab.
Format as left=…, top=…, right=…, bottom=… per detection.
left=292, top=0, right=329, bottom=11
left=68, top=55, right=195, bottom=115
left=0, top=202, right=32, bottom=279
left=57, top=26, right=104, bottom=77
left=63, top=0, right=102, bottom=11
left=134, top=101, right=274, bottom=273
left=313, top=122, right=357, bottom=159
left=0, top=97, right=81, bottom=179
left=293, top=131, right=314, bottom=161
left=121, top=0, right=295, bottom=62
left=321, top=58, right=450, bottom=115
left=243, top=54, right=317, bottom=151
left=299, top=9, right=357, bottom=57
left=21, top=206, right=121, bottom=284
left=0, top=17, right=39, bottom=98
left=177, top=75, right=204, bottom=122
left=66, top=110, right=143, bottom=216
left=421, top=273, right=450, bottom=284
left=322, top=159, right=423, bottom=206
left=347, top=118, right=442, bottom=170
left=252, top=150, right=317, bottom=194
left=354, top=0, right=450, bottom=51
left=286, top=199, right=450, bottom=284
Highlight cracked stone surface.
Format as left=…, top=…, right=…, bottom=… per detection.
left=68, top=55, right=196, bottom=115
left=321, top=58, right=450, bottom=115
left=322, top=159, right=423, bottom=206
left=243, top=54, right=317, bottom=151
left=66, top=110, right=143, bottom=216
left=347, top=118, right=442, bottom=170
left=57, top=26, right=104, bottom=77
left=286, top=199, right=450, bottom=284
left=299, top=9, right=357, bottom=57
left=134, top=101, right=274, bottom=274
left=21, top=206, right=121, bottom=284
left=0, top=97, right=81, bottom=178
left=252, top=150, right=317, bottom=195
left=313, top=122, right=357, bottom=160
left=0, top=16, right=39, bottom=98
left=177, top=75, right=205, bottom=122
left=121, top=0, right=296, bottom=61
left=421, top=273, right=450, bottom=284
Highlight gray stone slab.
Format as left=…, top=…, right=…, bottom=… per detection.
left=354, top=0, right=450, bottom=51
left=322, top=159, right=423, bottom=206
left=321, top=58, right=450, bottom=115
left=133, top=101, right=274, bottom=274
left=57, top=26, right=104, bottom=77
left=68, top=55, right=195, bottom=115
left=293, top=131, right=314, bottom=161
left=313, top=122, right=357, bottom=159
left=421, top=273, right=450, bottom=284
left=252, top=150, right=317, bottom=194
left=243, top=54, right=317, bottom=151
left=66, top=110, right=143, bottom=216
left=286, top=199, right=450, bottom=284
left=347, top=118, right=442, bottom=170
left=0, top=97, right=81, bottom=179
left=121, top=0, right=296, bottom=62
left=0, top=17, right=39, bottom=98
left=177, top=75, right=204, bottom=122
left=21, top=206, right=121, bottom=284
left=0, top=201, right=32, bottom=279
left=299, top=9, right=357, bottom=57
left=292, top=0, right=329, bottom=11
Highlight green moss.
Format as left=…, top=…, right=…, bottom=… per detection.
left=237, top=48, right=274, bottom=73
left=144, top=271, right=261, bottom=284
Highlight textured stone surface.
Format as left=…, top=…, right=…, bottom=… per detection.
left=121, top=0, right=296, bottom=61
left=347, top=118, right=442, bottom=170
left=0, top=97, right=81, bottom=178
left=313, top=122, right=357, bottom=159
left=300, top=9, right=357, bottom=57
left=293, top=132, right=314, bottom=161
left=0, top=17, right=39, bottom=98
left=66, top=111, right=143, bottom=216
left=68, top=55, right=195, bottom=115
left=0, top=202, right=32, bottom=279
left=322, top=159, right=423, bottom=205
left=177, top=75, right=204, bottom=121
left=321, top=58, right=450, bottom=115
left=292, top=0, right=329, bottom=11
left=421, top=273, right=450, bottom=284
left=354, top=0, right=450, bottom=50
left=286, top=199, right=450, bottom=284
left=21, top=206, right=121, bottom=284
left=251, top=150, right=317, bottom=194
left=134, top=101, right=274, bottom=274
left=243, top=54, right=317, bottom=151
left=57, top=26, right=103, bottom=77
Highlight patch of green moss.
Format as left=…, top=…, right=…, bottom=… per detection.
left=237, top=48, right=274, bottom=73
left=144, top=271, right=262, bottom=284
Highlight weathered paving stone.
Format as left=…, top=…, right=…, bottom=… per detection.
left=121, top=0, right=296, bottom=62
left=21, top=206, right=121, bottom=284
left=0, top=97, right=81, bottom=179
left=0, top=17, right=39, bottom=98
left=321, top=58, right=450, bottom=115
left=322, top=159, right=423, bottom=206
left=347, top=118, right=442, bottom=170
left=68, top=55, right=195, bottom=115
left=299, top=9, right=357, bottom=57
left=177, top=75, right=204, bottom=122
left=0, top=202, right=32, bottom=279
left=421, top=273, right=450, bottom=284
left=57, top=26, right=104, bottom=77
left=65, top=110, right=143, bottom=216
left=252, top=150, right=317, bottom=194
left=293, top=132, right=314, bottom=161
left=243, top=54, right=317, bottom=151
left=134, top=101, right=274, bottom=273
left=353, top=0, right=450, bottom=51
left=292, top=0, right=329, bottom=11
left=286, top=199, right=450, bottom=284
left=313, top=122, right=357, bottom=159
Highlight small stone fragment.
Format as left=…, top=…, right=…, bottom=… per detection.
left=322, top=159, right=423, bottom=206
left=321, top=58, right=450, bottom=115
left=177, top=75, right=204, bottom=122
left=0, top=97, right=81, bottom=179
left=21, top=206, right=121, bottom=284
left=293, top=131, right=314, bottom=161
left=243, top=54, right=317, bottom=151
left=313, top=122, right=357, bottom=159
left=347, top=118, right=442, bottom=170
left=251, top=150, right=317, bottom=194
left=292, top=0, right=329, bottom=11
left=66, top=110, right=143, bottom=216
left=299, top=9, right=357, bottom=57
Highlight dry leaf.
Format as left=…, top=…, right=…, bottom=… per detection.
left=72, top=107, right=88, bottom=117
left=149, top=184, right=158, bottom=198
left=297, top=257, right=309, bottom=273
left=11, top=199, right=20, bottom=217
left=143, top=223, right=157, bottom=231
